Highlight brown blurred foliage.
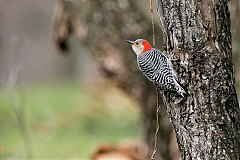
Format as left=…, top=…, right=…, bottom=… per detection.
left=92, top=141, right=147, bottom=160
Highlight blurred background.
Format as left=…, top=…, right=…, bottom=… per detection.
left=0, top=0, right=239, bottom=159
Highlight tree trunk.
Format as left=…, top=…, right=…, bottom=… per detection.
left=52, top=0, right=179, bottom=159
left=156, top=0, right=240, bottom=159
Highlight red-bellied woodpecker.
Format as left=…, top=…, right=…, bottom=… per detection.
left=126, top=39, right=186, bottom=97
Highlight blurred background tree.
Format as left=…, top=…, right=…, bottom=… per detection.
left=0, top=0, right=239, bottom=159
left=52, top=0, right=177, bottom=159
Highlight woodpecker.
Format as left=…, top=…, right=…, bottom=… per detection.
left=126, top=39, right=186, bottom=97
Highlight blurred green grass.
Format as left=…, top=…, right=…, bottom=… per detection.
left=0, top=83, right=141, bottom=159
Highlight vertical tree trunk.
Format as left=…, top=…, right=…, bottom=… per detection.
left=156, top=0, right=240, bottom=159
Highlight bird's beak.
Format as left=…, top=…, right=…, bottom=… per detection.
left=126, top=40, right=134, bottom=45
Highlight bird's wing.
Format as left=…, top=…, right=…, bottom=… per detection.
left=152, top=65, right=174, bottom=86
left=151, top=52, right=175, bottom=88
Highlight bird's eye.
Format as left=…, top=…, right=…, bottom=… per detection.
left=136, top=42, right=139, bottom=45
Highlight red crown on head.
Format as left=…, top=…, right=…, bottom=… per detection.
left=142, top=40, right=152, bottom=52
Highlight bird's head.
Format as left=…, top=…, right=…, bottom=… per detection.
left=126, top=39, right=152, bottom=56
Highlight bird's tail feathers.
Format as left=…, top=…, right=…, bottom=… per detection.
left=173, top=78, right=186, bottom=97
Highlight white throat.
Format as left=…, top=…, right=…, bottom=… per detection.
left=131, top=45, right=144, bottom=56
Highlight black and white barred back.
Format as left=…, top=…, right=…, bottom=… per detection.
left=137, top=48, right=186, bottom=97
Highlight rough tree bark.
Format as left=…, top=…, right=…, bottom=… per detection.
left=52, top=0, right=179, bottom=160
left=156, top=0, right=240, bottom=159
